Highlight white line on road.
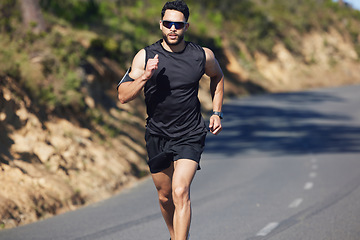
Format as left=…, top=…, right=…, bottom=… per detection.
left=256, top=222, right=279, bottom=236
left=309, top=172, right=317, bottom=178
left=289, top=198, right=303, bottom=208
left=312, top=164, right=318, bottom=170
left=304, top=182, right=314, bottom=190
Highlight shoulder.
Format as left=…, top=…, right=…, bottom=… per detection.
left=202, top=47, right=222, bottom=77
left=202, top=47, right=216, bottom=61
left=134, top=48, right=146, bottom=58
left=186, top=41, right=206, bottom=55
left=132, top=49, right=146, bottom=69
left=186, top=41, right=203, bottom=49
left=145, top=40, right=162, bottom=52
left=132, top=40, right=161, bottom=70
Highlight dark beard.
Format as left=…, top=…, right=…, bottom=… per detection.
left=162, top=32, right=184, bottom=46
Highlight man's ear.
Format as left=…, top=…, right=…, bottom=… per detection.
left=185, top=22, right=190, bottom=32
left=159, top=20, right=163, bottom=30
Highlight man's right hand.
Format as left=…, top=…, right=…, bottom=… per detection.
left=144, top=54, right=159, bottom=80
left=117, top=50, right=157, bottom=104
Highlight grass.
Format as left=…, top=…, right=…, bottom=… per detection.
left=1, top=0, right=360, bottom=113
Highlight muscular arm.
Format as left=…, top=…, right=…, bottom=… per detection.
left=204, top=47, right=224, bottom=135
left=117, top=50, right=159, bottom=104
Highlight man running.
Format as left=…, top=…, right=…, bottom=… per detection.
left=117, top=1, right=224, bottom=239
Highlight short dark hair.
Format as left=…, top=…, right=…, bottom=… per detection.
left=161, top=0, right=190, bottom=22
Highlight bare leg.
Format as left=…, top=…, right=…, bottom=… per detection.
left=172, top=159, right=198, bottom=240
left=151, top=159, right=198, bottom=240
left=151, top=164, right=175, bottom=239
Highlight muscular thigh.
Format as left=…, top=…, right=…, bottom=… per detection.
left=152, top=163, right=173, bottom=196
left=172, top=159, right=198, bottom=189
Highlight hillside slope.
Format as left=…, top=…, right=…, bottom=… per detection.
left=1, top=0, right=360, bottom=229
left=0, top=75, right=148, bottom=228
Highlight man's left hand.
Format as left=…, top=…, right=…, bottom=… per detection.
left=209, top=115, right=222, bottom=135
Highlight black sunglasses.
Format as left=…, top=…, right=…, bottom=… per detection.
left=162, top=20, right=187, bottom=29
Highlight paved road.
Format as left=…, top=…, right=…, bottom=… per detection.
left=1, top=85, right=360, bottom=240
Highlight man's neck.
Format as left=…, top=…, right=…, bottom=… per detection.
left=161, top=40, right=186, bottom=53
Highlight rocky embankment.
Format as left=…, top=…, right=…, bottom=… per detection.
left=0, top=75, right=148, bottom=229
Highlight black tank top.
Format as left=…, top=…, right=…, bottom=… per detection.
left=144, top=40, right=207, bottom=138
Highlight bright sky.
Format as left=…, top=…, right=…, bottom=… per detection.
left=342, top=0, right=360, bottom=10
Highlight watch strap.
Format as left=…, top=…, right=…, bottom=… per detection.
left=212, top=111, right=223, bottom=119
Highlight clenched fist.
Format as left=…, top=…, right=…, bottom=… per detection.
left=144, top=54, right=159, bottom=79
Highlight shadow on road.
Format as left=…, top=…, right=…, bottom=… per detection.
left=205, top=90, right=360, bottom=156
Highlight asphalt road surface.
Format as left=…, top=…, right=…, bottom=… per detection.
left=1, top=85, right=360, bottom=240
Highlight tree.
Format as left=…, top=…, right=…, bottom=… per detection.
left=0, top=0, right=18, bottom=33
left=20, top=0, right=46, bottom=33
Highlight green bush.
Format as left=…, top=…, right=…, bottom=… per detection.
left=0, top=0, right=19, bottom=33
left=40, top=0, right=101, bottom=25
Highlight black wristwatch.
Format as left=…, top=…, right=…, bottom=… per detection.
left=212, top=111, right=223, bottom=119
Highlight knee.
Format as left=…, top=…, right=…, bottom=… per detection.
left=172, top=186, right=190, bottom=204
left=158, top=191, right=172, bottom=206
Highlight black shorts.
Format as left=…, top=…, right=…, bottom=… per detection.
left=145, top=129, right=207, bottom=173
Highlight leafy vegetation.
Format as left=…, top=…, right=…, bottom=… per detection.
left=1, top=0, right=360, bottom=113
left=188, top=0, right=360, bottom=58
